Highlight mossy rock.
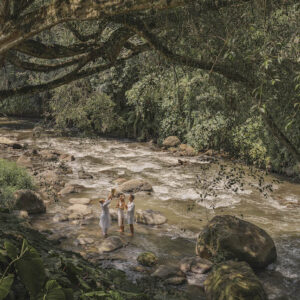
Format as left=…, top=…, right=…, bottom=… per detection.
left=137, top=252, right=158, bottom=267
left=196, top=215, right=277, bottom=269
left=204, top=260, right=267, bottom=300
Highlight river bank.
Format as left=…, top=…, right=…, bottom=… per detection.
left=1, top=117, right=300, bottom=299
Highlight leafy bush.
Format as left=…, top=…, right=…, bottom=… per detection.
left=0, top=159, right=34, bottom=209
left=50, top=81, right=123, bottom=135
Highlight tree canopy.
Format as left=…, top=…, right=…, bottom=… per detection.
left=0, top=0, right=299, bottom=163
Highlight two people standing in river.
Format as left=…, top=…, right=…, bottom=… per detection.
left=99, top=190, right=135, bottom=238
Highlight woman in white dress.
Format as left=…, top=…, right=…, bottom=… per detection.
left=99, top=192, right=112, bottom=238
left=116, top=193, right=126, bottom=233
left=127, top=194, right=135, bottom=236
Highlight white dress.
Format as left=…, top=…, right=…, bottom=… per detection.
left=127, top=202, right=135, bottom=224
left=99, top=199, right=111, bottom=234
left=117, top=200, right=125, bottom=226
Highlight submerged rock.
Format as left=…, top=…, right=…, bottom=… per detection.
left=118, top=179, right=153, bottom=193
left=58, top=184, right=83, bottom=196
left=151, top=265, right=186, bottom=285
left=39, top=149, right=59, bottom=161
left=98, top=236, right=123, bottom=253
left=163, top=136, right=180, bottom=148
left=196, top=215, right=277, bottom=269
left=136, top=209, right=167, bottom=225
left=204, top=261, right=267, bottom=300
left=53, top=213, right=68, bottom=222
left=13, top=189, right=46, bottom=214
left=137, top=252, right=158, bottom=267
left=60, top=153, right=75, bottom=162
left=78, top=169, right=93, bottom=179
left=180, top=256, right=212, bottom=274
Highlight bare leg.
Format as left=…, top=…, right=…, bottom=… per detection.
left=130, top=224, right=134, bottom=236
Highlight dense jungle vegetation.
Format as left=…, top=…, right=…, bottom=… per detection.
left=0, top=0, right=299, bottom=177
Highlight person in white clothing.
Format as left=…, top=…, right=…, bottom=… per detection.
left=116, top=193, right=126, bottom=233
left=99, top=192, right=112, bottom=238
left=127, top=194, right=135, bottom=236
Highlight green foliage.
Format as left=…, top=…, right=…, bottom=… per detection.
left=50, top=81, right=123, bottom=135
left=0, top=274, right=14, bottom=300
left=0, top=159, right=34, bottom=209
left=231, top=117, right=270, bottom=168
left=15, top=240, right=46, bottom=299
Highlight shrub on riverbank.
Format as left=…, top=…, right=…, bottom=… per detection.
left=0, top=159, right=34, bottom=209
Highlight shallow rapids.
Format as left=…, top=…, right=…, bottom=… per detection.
left=1, top=118, right=299, bottom=299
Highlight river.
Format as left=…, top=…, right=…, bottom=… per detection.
left=1, top=118, right=299, bottom=299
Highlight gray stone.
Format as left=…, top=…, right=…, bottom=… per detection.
left=98, top=236, right=123, bottom=253
left=180, top=256, right=212, bottom=274
left=118, top=179, right=153, bottom=193
left=136, top=209, right=167, bottom=225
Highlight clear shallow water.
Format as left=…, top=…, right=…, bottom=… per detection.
left=1, top=118, right=300, bottom=299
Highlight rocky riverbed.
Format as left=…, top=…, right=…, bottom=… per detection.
left=1, top=117, right=300, bottom=299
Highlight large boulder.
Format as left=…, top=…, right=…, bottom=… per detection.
left=179, top=144, right=197, bottom=156
left=13, top=190, right=46, bottom=214
left=137, top=252, right=158, bottom=267
left=204, top=261, right=267, bottom=300
left=136, top=209, right=167, bottom=225
left=196, top=215, right=277, bottom=269
left=163, top=136, right=180, bottom=148
left=118, top=179, right=153, bottom=193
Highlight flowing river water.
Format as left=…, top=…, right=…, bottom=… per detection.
left=1, top=118, right=300, bottom=299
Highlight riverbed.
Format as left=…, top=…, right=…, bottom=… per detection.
left=1, top=118, right=299, bottom=299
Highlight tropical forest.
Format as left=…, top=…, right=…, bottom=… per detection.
left=0, top=1, right=299, bottom=299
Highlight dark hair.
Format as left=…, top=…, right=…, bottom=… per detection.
left=130, top=194, right=135, bottom=200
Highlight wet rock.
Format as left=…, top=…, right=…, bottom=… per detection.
left=67, top=204, right=92, bottom=216
left=179, top=144, right=197, bottom=156
left=118, top=179, right=153, bottom=193
left=0, top=137, right=14, bottom=145
left=163, top=136, right=181, bottom=148
left=169, top=147, right=178, bottom=153
left=152, top=265, right=184, bottom=279
left=196, top=215, right=277, bottom=269
left=53, top=214, right=68, bottom=222
left=60, top=153, right=75, bottom=162
left=113, top=178, right=128, bottom=185
left=78, top=169, right=93, bottom=179
left=58, top=162, right=73, bottom=175
left=13, top=189, right=46, bottom=214
left=39, top=149, right=59, bottom=161
left=58, top=184, right=83, bottom=196
left=12, top=210, right=29, bottom=219
left=165, top=276, right=187, bottom=285
left=204, top=261, right=267, bottom=300
left=32, top=126, right=43, bottom=137
left=38, top=170, right=60, bottom=185
left=98, top=236, right=123, bottom=253
left=136, top=209, right=167, bottom=225
left=68, top=198, right=91, bottom=205
left=17, top=155, right=32, bottom=167
left=12, top=143, right=23, bottom=149
left=180, top=256, right=212, bottom=274
left=77, top=235, right=94, bottom=245
left=137, top=252, right=158, bottom=267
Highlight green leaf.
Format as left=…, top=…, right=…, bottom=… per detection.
left=15, top=240, right=46, bottom=299
left=4, top=240, right=18, bottom=260
left=0, top=274, right=14, bottom=300
left=41, top=280, right=65, bottom=300
left=82, top=291, right=108, bottom=298
left=0, top=250, right=8, bottom=264
left=62, top=288, right=74, bottom=300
